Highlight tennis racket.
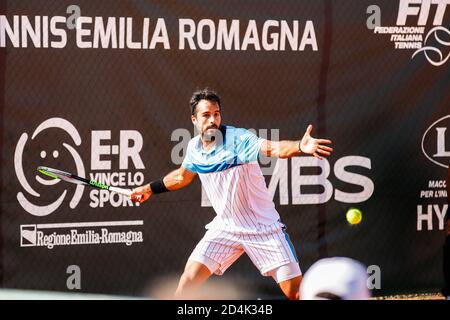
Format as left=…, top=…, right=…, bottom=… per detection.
left=37, top=166, right=133, bottom=197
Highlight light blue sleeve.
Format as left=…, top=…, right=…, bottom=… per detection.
left=235, top=128, right=265, bottom=164
left=181, top=140, right=197, bottom=173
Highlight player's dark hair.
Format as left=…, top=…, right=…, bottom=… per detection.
left=190, top=88, right=221, bottom=116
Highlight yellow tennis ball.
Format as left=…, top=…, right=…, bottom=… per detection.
left=346, top=208, right=362, bottom=225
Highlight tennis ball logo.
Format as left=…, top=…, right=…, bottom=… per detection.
left=14, top=118, right=85, bottom=216
left=346, top=208, right=362, bottom=225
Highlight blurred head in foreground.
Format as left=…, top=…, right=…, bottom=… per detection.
left=300, top=257, right=371, bottom=300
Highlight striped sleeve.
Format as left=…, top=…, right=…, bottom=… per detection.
left=181, top=139, right=197, bottom=172
left=235, top=128, right=265, bottom=164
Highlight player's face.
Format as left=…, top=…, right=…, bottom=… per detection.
left=192, top=100, right=221, bottom=136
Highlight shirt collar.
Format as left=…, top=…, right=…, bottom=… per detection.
left=196, top=125, right=227, bottom=155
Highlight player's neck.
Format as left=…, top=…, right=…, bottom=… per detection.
left=201, top=137, right=216, bottom=151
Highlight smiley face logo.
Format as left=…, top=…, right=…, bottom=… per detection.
left=14, top=118, right=85, bottom=216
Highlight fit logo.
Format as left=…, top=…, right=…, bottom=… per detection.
left=370, top=1, right=450, bottom=66
left=397, top=0, right=450, bottom=26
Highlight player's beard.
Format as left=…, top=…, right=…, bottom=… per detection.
left=202, top=125, right=221, bottom=143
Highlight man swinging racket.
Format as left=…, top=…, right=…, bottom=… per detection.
left=131, top=89, right=333, bottom=300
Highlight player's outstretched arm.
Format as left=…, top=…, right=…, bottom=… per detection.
left=130, top=166, right=197, bottom=203
left=260, top=124, right=333, bottom=160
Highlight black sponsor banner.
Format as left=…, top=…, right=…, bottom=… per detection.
left=0, top=0, right=448, bottom=297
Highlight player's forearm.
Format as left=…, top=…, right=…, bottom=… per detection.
left=141, top=168, right=194, bottom=196
left=143, top=170, right=187, bottom=193
left=162, top=169, right=191, bottom=191
left=274, top=140, right=301, bottom=158
left=132, top=169, right=187, bottom=202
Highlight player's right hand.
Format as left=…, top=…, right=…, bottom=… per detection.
left=131, top=184, right=152, bottom=203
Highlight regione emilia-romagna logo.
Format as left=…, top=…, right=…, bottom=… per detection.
left=422, top=114, right=450, bottom=169
left=368, top=0, right=450, bottom=66
left=15, top=117, right=146, bottom=217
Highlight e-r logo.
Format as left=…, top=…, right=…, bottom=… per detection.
left=91, top=130, right=145, bottom=170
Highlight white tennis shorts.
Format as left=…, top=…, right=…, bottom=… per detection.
left=188, top=223, right=302, bottom=283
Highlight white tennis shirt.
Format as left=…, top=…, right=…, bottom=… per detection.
left=182, top=125, right=281, bottom=232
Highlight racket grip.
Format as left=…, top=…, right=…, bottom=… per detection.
left=109, top=186, right=133, bottom=197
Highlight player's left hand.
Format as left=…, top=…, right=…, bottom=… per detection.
left=300, top=124, right=333, bottom=160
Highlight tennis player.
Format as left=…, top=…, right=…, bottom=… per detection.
left=131, top=89, right=333, bottom=300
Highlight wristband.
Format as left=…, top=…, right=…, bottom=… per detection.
left=149, top=178, right=169, bottom=194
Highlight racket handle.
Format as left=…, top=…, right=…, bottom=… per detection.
left=109, top=186, right=133, bottom=197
